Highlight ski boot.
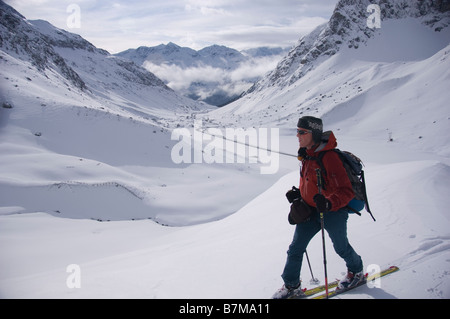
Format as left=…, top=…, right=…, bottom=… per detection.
left=272, top=283, right=306, bottom=299
left=337, top=270, right=365, bottom=291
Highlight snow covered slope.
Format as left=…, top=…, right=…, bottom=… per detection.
left=1, top=0, right=450, bottom=300
left=1, top=0, right=284, bottom=228
left=1, top=148, right=449, bottom=299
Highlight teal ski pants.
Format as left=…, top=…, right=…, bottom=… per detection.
left=281, top=209, right=363, bottom=288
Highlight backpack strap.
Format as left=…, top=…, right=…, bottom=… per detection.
left=303, top=151, right=328, bottom=191
left=360, top=170, right=376, bottom=221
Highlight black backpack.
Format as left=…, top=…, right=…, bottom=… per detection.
left=307, top=149, right=376, bottom=221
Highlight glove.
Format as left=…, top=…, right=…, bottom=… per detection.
left=286, top=186, right=301, bottom=203
left=313, top=194, right=332, bottom=212
left=288, top=198, right=313, bottom=224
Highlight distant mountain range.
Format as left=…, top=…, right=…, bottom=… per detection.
left=115, top=43, right=289, bottom=106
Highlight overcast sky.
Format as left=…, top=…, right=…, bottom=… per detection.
left=5, top=0, right=338, bottom=54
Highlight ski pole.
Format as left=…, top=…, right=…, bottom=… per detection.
left=315, top=168, right=329, bottom=299
left=305, top=250, right=320, bottom=285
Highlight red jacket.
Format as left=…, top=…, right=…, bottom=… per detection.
left=299, top=131, right=354, bottom=211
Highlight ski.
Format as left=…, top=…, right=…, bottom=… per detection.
left=288, top=280, right=339, bottom=299
left=311, top=266, right=399, bottom=299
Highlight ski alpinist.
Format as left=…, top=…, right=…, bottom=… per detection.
left=273, top=116, right=364, bottom=299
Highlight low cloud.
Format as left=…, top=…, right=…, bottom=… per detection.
left=143, top=63, right=225, bottom=91
left=229, top=55, right=281, bottom=82
left=143, top=54, right=283, bottom=103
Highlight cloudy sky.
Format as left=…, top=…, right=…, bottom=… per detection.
left=5, top=0, right=338, bottom=53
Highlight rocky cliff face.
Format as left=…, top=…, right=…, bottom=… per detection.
left=0, top=1, right=88, bottom=90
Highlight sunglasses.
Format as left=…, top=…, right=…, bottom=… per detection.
left=297, top=129, right=312, bottom=135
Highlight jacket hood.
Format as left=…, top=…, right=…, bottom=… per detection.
left=307, top=131, right=337, bottom=155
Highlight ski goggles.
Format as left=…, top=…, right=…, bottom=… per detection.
left=297, top=129, right=312, bottom=135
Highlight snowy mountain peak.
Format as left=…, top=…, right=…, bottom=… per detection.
left=29, top=19, right=108, bottom=55
left=0, top=1, right=87, bottom=90
left=117, top=42, right=246, bottom=69
left=1, top=1, right=180, bottom=94
left=246, top=0, right=450, bottom=93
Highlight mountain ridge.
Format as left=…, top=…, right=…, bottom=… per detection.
left=244, top=0, right=450, bottom=94
left=0, top=0, right=206, bottom=121
left=116, top=42, right=289, bottom=106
